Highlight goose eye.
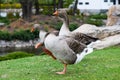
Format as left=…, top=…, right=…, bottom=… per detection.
left=85, top=49, right=88, bottom=53
left=59, top=14, right=65, bottom=18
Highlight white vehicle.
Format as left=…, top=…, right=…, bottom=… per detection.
left=70, top=0, right=120, bottom=13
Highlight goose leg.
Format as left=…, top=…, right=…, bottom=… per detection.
left=35, top=43, right=42, bottom=48
left=35, top=43, right=56, bottom=60
left=56, top=64, right=67, bottom=74
left=42, top=48, right=56, bottom=60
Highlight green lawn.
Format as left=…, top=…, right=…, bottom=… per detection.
left=0, top=46, right=120, bottom=80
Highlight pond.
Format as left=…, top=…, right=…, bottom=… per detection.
left=0, top=47, right=42, bottom=56
left=0, top=11, right=22, bottom=17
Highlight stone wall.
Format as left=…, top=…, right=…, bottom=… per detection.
left=0, top=39, right=38, bottom=48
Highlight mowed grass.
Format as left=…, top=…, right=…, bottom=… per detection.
left=0, top=46, right=120, bottom=80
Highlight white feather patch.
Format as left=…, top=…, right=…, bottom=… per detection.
left=75, top=47, right=93, bottom=64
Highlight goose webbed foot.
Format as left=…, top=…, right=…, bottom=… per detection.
left=56, top=64, right=67, bottom=75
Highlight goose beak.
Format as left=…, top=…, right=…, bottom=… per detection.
left=31, top=28, right=35, bottom=32
left=53, top=10, right=58, bottom=16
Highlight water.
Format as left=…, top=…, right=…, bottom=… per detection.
left=0, top=47, right=43, bottom=56
left=0, top=12, right=7, bottom=17
left=0, top=11, right=22, bottom=17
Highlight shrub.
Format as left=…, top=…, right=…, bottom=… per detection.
left=67, top=9, right=73, bottom=15
left=52, top=22, right=79, bottom=31
left=0, top=29, right=39, bottom=41
left=12, top=30, right=35, bottom=41
left=14, top=3, right=21, bottom=9
left=0, top=4, right=6, bottom=9
left=0, top=51, right=34, bottom=61
left=41, top=6, right=53, bottom=15
left=0, top=3, right=21, bottom=9
left=0, top=31, right=12, bottom=41
left=0, top=17, right=10, bottom=25
left=14, top=12, right=21, bottom=18
left=85, top=18, right=103, bottom=26
left=0, top=56, right=7, bottom=61
left=7, top=12, right=15, bottom=19
left=52, top=22, right=62, bottom=30
left=69, top=23, right=79, bottom=31
left=89, top=13, right=107, bottom=19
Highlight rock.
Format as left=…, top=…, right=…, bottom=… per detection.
left=106, top=5, right=120, bottom=26
left=73, top=24, right=120, bottom=39
left=0, top=40, right=38, bottom=48
left=0, top=23, right=5, bottom=27
left=93, top=34, right=120, bottom=49
left=73, top=24, right=120, bottom=49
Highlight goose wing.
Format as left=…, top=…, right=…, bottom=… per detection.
left=65, top=37, right=86, bottom=54
left=70, top=32, right=99, bottom=45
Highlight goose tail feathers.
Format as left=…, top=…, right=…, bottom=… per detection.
left=75, top=40, right=101, bottom=64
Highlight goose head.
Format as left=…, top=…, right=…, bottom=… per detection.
left=31, top=24, right=44, bottom=32
left=31, top=24, right=48, bottom=45
left=53, top=9, right=69, bottom=25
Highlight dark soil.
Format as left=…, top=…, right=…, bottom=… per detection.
left=0, top=15, right=83, bottom=32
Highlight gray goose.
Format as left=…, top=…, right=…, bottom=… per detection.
left=53, top=9, right=91, bottom=36
left=53, top=9, right=99, bottom=46
left=33, top=25, right=99, bottom=74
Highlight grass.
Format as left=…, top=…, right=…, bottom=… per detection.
left=0, top=46, right=120, bottom=80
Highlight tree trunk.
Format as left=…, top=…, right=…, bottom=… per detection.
left=34, top=0, right=39, bottom=15
left=53, top=0, right=57, bottom=12
left=19, top=0, right=34, bottom=21
left=58, top=0, right=63, bottom=8
left=73, top=0, right=78, bottom=15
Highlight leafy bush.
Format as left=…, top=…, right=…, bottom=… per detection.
left=0, top=29, right=39, bottom=41
left=14, top=12, right=21, bottom=18
left=67, top=9, right=80, bottom=15
left=0, top=3, right=21, bottom=9
left=52, top=22, right=79, bottom=31
left=41, top=6, right=53, bottom=15
left=85, top=18, right=103, bottom=26
left=12, top=30, right=35, bottom=41
left=0, top=51, right=34, bottom=61
left=0, top=31, right=12, bottom=41
left=0, top=17, right=11, bottom=25
left=67, top=9, right=74, bottom=15
left=69, top=23, right=79, bottom=31
left=89, top=13, right=107, bottom=19
left=13, top=3, right=21, bottom=9
left=7, top=12, right=15, bottom=19
left=52, top=22, right=62, bottom=30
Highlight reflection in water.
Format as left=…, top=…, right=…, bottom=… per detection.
left=0, top=12, right=7, bottom=17
left=0, top=47, right=42, bottom=56
left=0, top=12, right=22, bottom=17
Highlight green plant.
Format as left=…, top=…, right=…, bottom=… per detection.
left=85, top=18, right=104, bottom=26
left=14, top=12, right=20, bottom=18
left=52, top=22, right=62, bottom=30
left=41, top=6, right=53, bottom=15
left=0, top=51, right=34, bottom=61
left=12, top=30, right=35, bottom=41
left=0, top=29, right=39, bottom=41
left=14, top=3, right=21, bottom=9
left=0, top=16, right=11, bottom=25
left=0, top=31, right=12, bottom=41
left=69, top=23, right=78, bottom=31
left=7, top=12, right=15, bottom=19
left=0, top=46, right=119, bottom=80
left=67, top=9, right=74, bottom=15
left=0, top=3, right=21, bottom=9
left=89, top=13, right=107, bottom=19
